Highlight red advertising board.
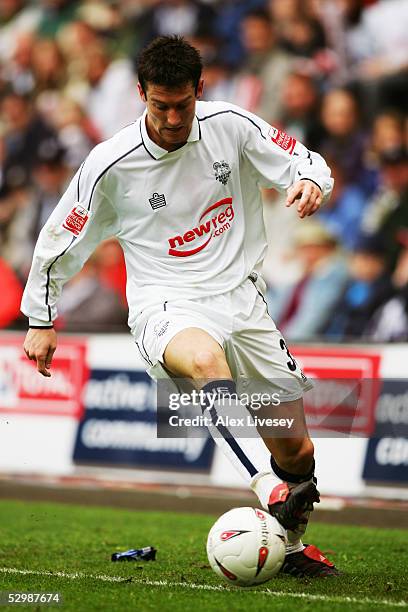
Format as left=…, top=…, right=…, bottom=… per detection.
left=292, top=346, right=382, bottom=435
left=0, top=335, right=88, bottom=418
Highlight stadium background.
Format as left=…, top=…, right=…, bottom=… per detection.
left=0, top=2, right=407, bottom=606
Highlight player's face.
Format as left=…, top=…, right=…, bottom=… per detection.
left=138, top=80, right=204, bottom=151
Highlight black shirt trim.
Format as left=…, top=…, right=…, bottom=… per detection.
left=198, top=110, right=267, bottom=140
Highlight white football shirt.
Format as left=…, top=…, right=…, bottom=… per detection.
left=21, top=100, right=333, bottom=334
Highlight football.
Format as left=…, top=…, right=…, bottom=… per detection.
left=206, top=507, right=287, bottom=587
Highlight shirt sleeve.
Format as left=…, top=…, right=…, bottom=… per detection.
left=237, top=107, right=333, bottom=203
left=21, top=153, right=120, bottom=326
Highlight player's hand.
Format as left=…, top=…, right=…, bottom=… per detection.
left=23, top=328, right=57, bottom=377
left=286, top=180, right=323, bottom=219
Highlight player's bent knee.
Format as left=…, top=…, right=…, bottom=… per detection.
left=191, top=350, right=229, bottom=379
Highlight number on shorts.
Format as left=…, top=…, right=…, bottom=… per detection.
left=279, top=338, right=297, bottom=372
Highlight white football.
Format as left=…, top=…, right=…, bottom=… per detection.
left=206, top=507, right=287, bottom=587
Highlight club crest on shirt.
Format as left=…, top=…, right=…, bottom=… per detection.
left=213, top=160, right=231, bottom=185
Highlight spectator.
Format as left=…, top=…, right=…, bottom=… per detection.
left=352, top=1, right=408, bottom=106
left=57, top=18, right=99, bottom=67
left=310, top=0, right=368, bottom=85
left=367, top=242, right=408, bottom=341
left=0, top=179, right=33, bottom=276
left=31, top=37, right=67, bottom=96
left=83, top=41, right=143, bottom=140
left=1, top=141, right=70, bottom=279
left=46, top=95, right=94, bottom=170
left=236, top=9, right=293, bottom=122
left=320, top=88, right=370, bottom=192
left=136, top=0, right=216, bottom=50
left=0, top=89, right=59, bottom=190
left=267, top=221, right=348, bottom=341
left=370, top=111, right=406, bottom=161
left=362, top=110, right=406, bottom=195
left=0, top=0, right=41, bottom=64
left=76, top=1, right=136, bottom=59
left=279, top=15, right=326, bottom=59
left=37, top=0, right=80, bottom=39
left=361, top=147, right=408, bottom=269
left=214, top=0, right=267, bottom=68
left=317, top=156, right=368, bottom=250
left=323, top=234, right=394, bottom=339
left=279, top=71, right=324, bottom=150
left=271, top=0, right=337, bottom=81
left=268, top=0, right=299, bottom=30
left=1, top=31, right=36, bottom=96
left=30, top=139, right=71, bottom=241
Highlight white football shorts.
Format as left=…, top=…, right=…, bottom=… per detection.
left=134, top=274, right=312, bottom=402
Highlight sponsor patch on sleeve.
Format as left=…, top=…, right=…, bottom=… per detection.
left=269, top=127, right=296, bottom=154
left=62, top=204, right=89, bottom=236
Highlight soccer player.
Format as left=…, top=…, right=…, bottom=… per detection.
left=22, top=36, right=339, bottom=577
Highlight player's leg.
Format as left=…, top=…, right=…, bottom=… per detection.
left=163, top=327, right=278, bottom=485
left=228, top=278, right=339, bottom=576
left=254, top=395, right=314, bottom=473
left=163, top=327, right=231, bottom=379
left=240, top=389, right=339, bottom=577
left=164, top=325, right=315, bottom=483
left=135, top=298, right=338, bottom=576
left=164, top=328, right=322, bottom=551
left=165, top=327, right=337, bottom=576
left=248, top=397, right=319, bottom=545
left=263, top=424, right=336, bottom=576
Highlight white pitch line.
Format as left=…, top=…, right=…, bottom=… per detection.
left=1, top=567, right=407, bottom=608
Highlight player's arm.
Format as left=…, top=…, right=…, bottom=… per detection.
left=238, top=107, right=333, bottom=216
left=21, top=154, right=119, bottom=376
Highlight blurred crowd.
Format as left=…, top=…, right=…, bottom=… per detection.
left=0, top=0, right=407, bottom=340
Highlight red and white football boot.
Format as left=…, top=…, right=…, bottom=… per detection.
left=268, top=481, right=340, bottom=577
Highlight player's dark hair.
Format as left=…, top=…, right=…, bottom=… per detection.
left=137, top=36, right=203, bottom=94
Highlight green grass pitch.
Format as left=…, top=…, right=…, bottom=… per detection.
left=0, top=500, right=407, bottom=611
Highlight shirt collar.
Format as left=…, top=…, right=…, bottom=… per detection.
left=140, top=110, right=201, bottom=160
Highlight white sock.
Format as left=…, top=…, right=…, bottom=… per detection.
left=250, top=472, right=305, bottom=553
left=201, top=381, right=274, bottom=483
left=250, top=471, right=282, bottom=509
